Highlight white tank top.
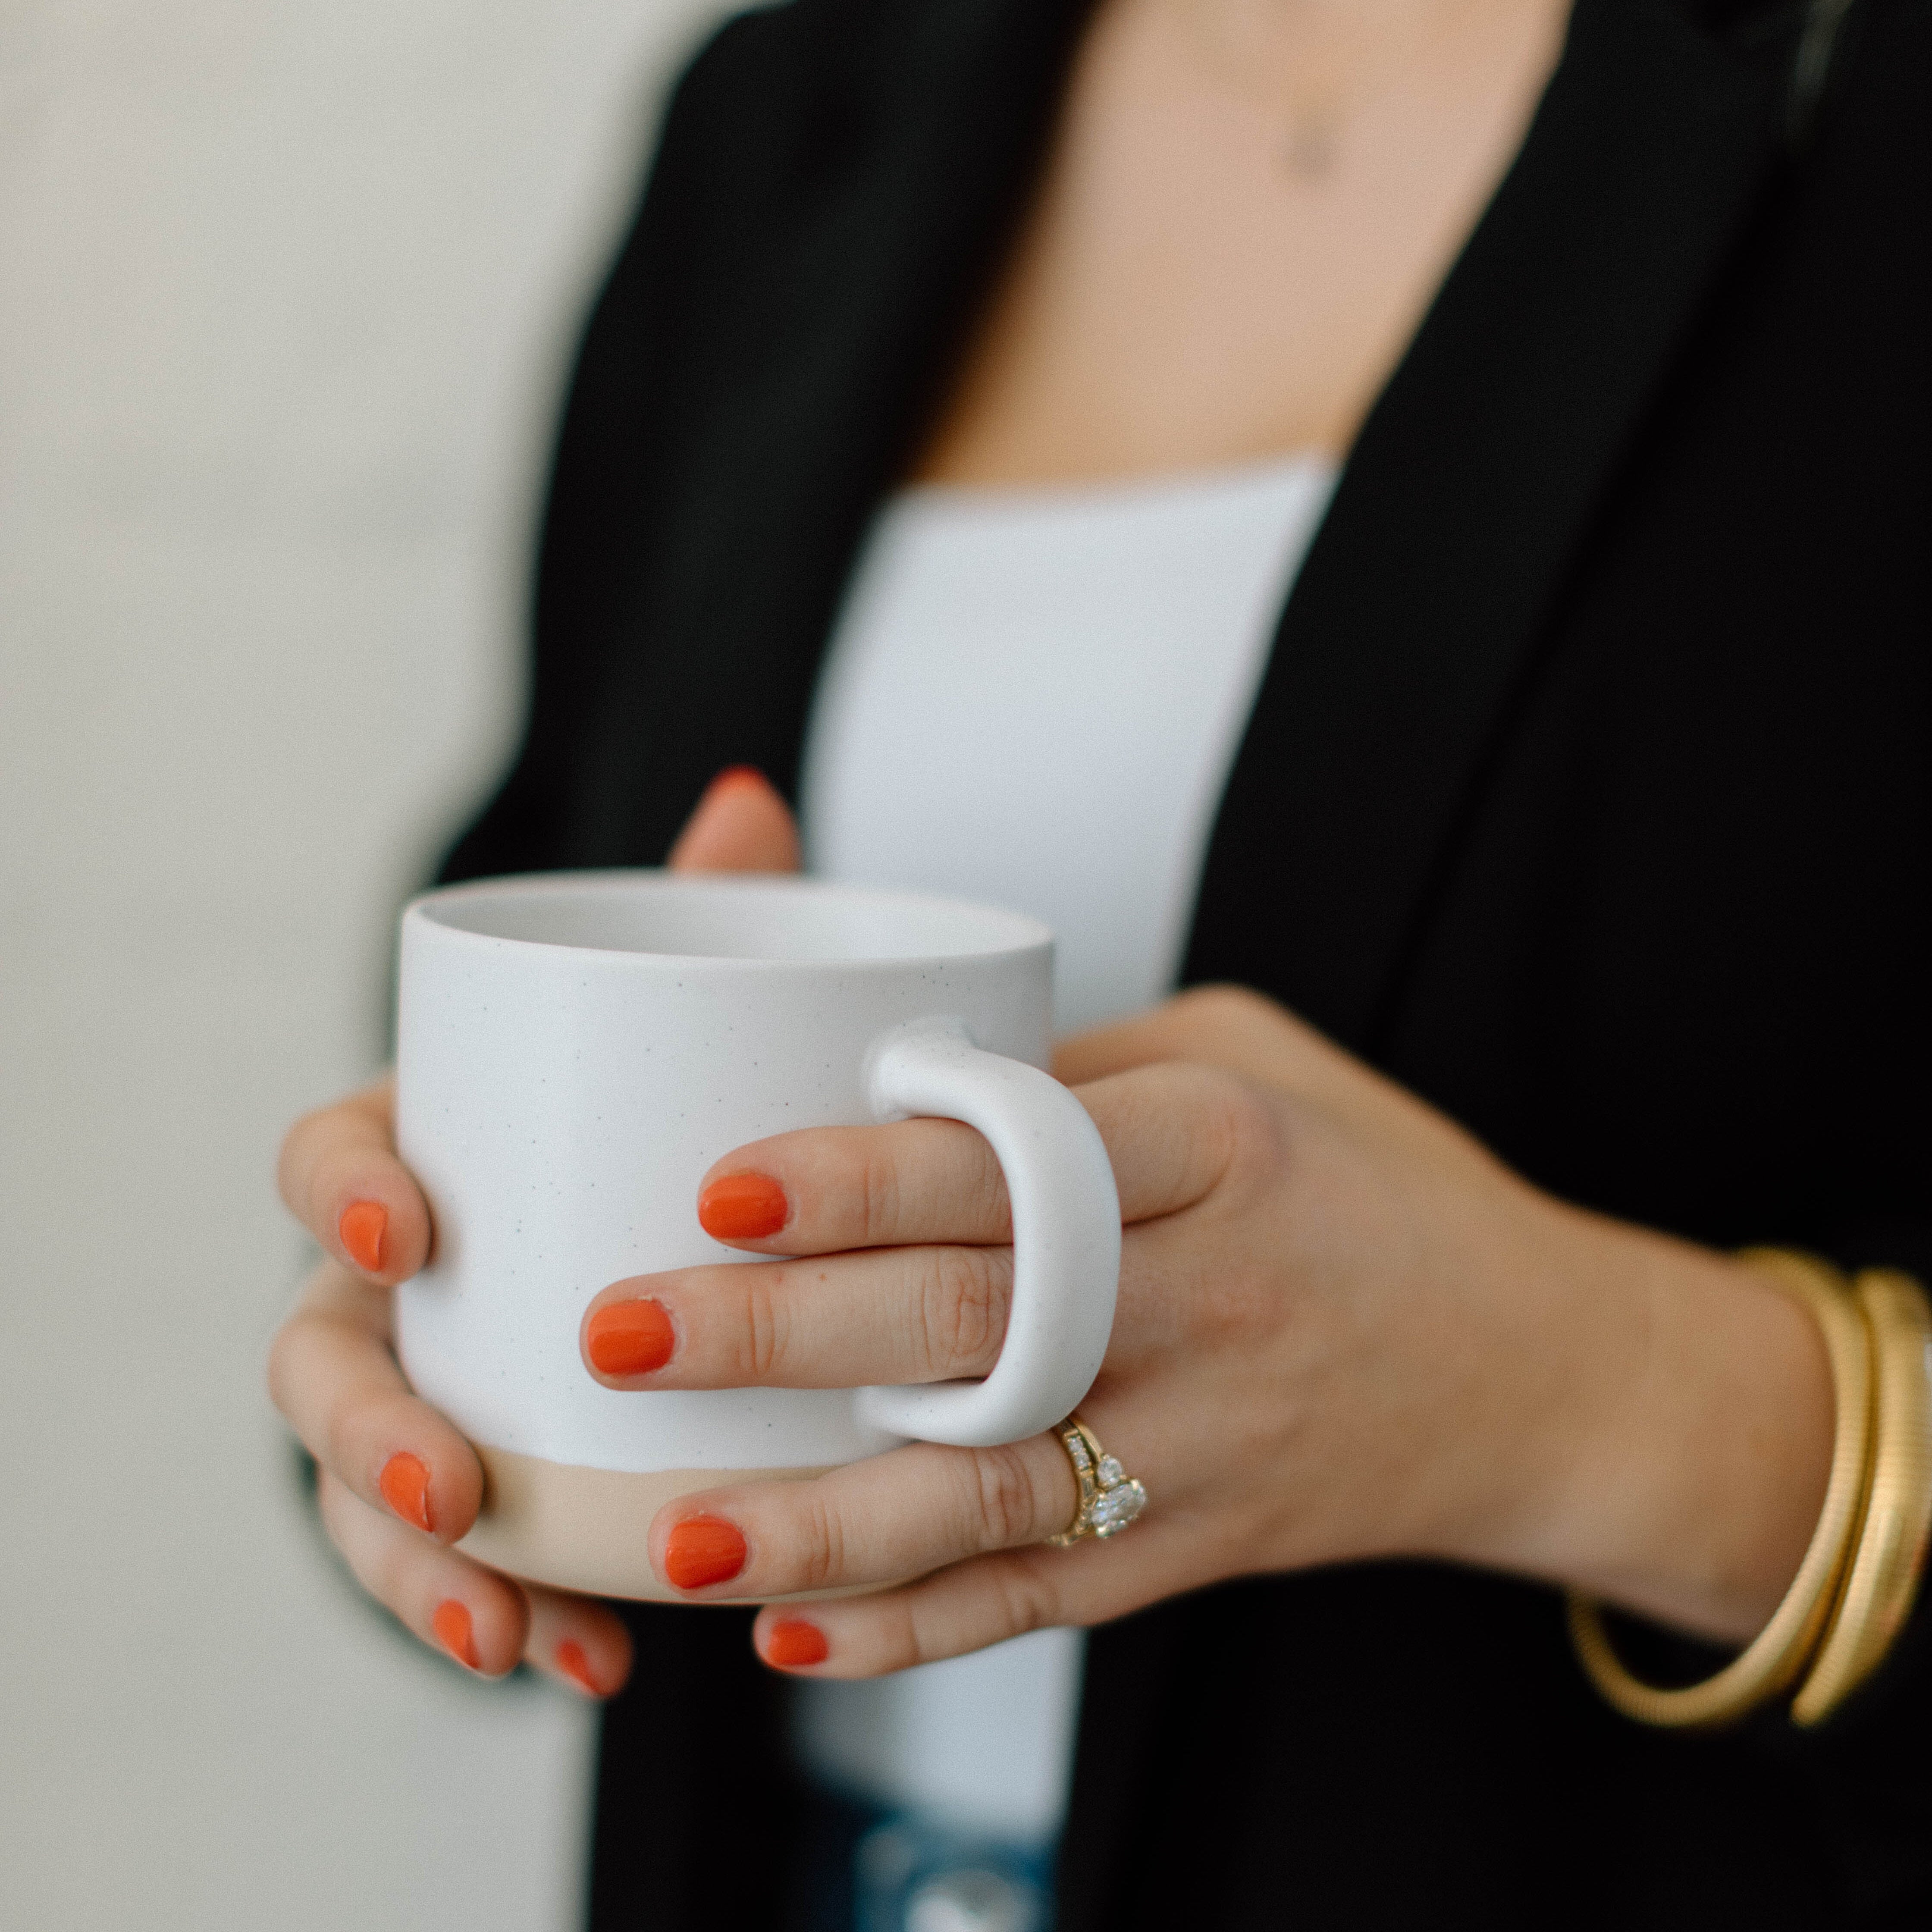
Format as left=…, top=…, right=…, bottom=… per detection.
left=794, top=452, right=1339, bottom=1844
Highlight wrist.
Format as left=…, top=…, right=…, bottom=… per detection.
left=1508, top=1218, right=1835, bottom=1643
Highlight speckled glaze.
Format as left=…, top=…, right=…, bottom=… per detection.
left=394, top=873, right=1120, bottom=1515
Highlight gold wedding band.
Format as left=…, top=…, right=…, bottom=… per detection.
left=1044, top=1414, right=1148, bottom=1546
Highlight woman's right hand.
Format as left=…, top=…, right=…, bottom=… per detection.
left=266, top=765, right=802, bottom=1692
left=269, top=1078, right=636, bottom=1690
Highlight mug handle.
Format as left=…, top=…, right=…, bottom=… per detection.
left=852, top=1019, right=1121, bottom=1448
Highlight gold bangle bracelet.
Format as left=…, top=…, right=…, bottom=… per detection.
left=1791, top=1267, right=1932, bottom=1725
left=1566, top=1248, right=1872, bottom=1728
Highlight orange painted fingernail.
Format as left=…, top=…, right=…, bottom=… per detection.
left=698, top=1173, right=789, bottom=1241
left=664, top=1515, right=746, bottom=1590
left=556, top=1639, right=601, bottom=1695
left=379, top=1451, right=433, bottom=1533
left=764, top=1620, right=828, bottom=1666
left=339, top=1199, right=387, bottom=1273
left=585, top=1299, right=675, bottom=1377
left=707, top=765, right=770, bottom=798
left=433, top=1599, right=480, bottom=1670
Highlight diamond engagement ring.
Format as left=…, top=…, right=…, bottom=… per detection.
left=1043, top=1414, right=1148, bottom=1546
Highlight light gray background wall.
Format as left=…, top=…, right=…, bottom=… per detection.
left=0, top=3, right=730, bottom=1925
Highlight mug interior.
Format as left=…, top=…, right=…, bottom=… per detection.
left=414, top=872, right=1050, bottom=964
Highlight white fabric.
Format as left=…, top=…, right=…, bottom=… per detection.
left=793, top=452, right=1339, bottom=1843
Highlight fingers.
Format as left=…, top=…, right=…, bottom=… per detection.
left=316, top=1469, right=632, bottom=1695
left=278, top=1259, right=633, bottom=1697
left=320, top=1466, right=529, bottom=1673
left=585, top=1199, right=1204, bottom=1390
left=696, top=1061, right=1248, bottom=1257
left=1051, top=983, right=1337, bottom=1088
left=645, top=1436, right=1080, bottom=1601
left=667, top=765, right=801, bottom=873
left=523, top=1587, right=635, bottom=1698
left=268, top=1257, right=486, bottom=1544
left=746, top=1524, right=1201, bottom=1678
left=586, top=1063, right=1259, bottom=1395
left=276, top=1076, right=432, bottom=1286
left=583, top=1242, right=1016, bottom=1389
left=699, top=1117, right=1010, bottom=1249
left=1054, top=985, right=1463, bottom=1168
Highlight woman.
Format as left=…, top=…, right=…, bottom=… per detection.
left=270, top=0, right=1932, bottom=1926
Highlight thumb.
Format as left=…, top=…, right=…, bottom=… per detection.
left=667, top=766, right=802, bottom=874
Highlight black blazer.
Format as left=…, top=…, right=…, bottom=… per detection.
left=441, top=1, right=1932, bottom=1924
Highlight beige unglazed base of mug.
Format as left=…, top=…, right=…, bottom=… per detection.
left=458, top=1443, right=881, bottom=1604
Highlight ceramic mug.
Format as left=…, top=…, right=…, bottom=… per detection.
left=393, top=871, right=1121, bottom=1601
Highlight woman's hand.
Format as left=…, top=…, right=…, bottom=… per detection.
left=266, top=768, right=800, bottom=1691
left=585, top=985, right=1837, bottom=1677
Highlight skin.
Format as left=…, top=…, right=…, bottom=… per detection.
left=273, top=775, right=1832, bottom=1690
left=915, top=0, right=1574, bottom=480
left=270, top=0, right=1836, bottom=1693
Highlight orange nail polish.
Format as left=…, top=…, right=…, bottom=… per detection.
left=585, top=1299, right=675, bottom=1377
left=379, top=1451, right=433, bottom=1533
left=664, top=1515, right=746, bottom=1590
left=765, top=1620, right=828, bottom=1666
left=707, top=765, right=769, bottom=797
left=339, top=1199, right=387, bottom=1273
left=556, top=1639, right=601, bottom=1695
left=698, top=1173, right=788, bottom=1241
left=433, top=1599, right=479, bottom=1670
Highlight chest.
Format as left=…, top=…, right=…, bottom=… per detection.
left=914, top=0, right=1571, bottom=485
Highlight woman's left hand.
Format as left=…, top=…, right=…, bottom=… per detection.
left=582, top=984, right=1835, bottom=1675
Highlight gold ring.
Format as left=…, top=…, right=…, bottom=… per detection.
left=1044, top=1414, right=1148, bottom=1546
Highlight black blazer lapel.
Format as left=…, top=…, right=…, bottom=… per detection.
left=1182, top=0, right=1790, bottom=1058
left=1065, top=12, right=1789, bottom=1925
left=568, top=0, right=1093, bottom=867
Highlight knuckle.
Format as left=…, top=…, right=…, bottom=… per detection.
left=740, top=1266, right=787, bottom=1380
left=1175, top=982, right=1280, bottom=1038
left=961, top=1135, right=1011, bottom=1236
left=1173, top=1063, right=1280, bottom=1192
left=919, top=1248, right=1007, bottom=1376
left=1174, top=981, right=1249, bottom=1022
left=1218, top=1076, right=1283, bottom=1165
left=795, top=1491, right=848, bottom=1593
left=878, top=1598, right=928, bottom=1675
left=299, top=1117, right=358, bottom=1209
left=963, top=1445, right=1045, bottom=1551
left=860, top=1141, right=904, bottom=1245
left=990, top=1559, right=1058, bottom=1639
left=317, top=1381, right=373, bottom=1485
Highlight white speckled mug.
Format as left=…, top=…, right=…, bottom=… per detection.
left=393, top=872, right=1120, bottom=1601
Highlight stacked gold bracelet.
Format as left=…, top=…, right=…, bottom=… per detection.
left=1568, top=1249, right=1932, bottom=1730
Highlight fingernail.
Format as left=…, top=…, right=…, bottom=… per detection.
left=698, top=1173, right=789, bottom=1241
left=379, top=1451, right=433, bottom=1533
left=555, top=1639, right=601, bottom=1695
left=339, top=1199, right=387, bottom=1273
left=707, top=764, right=770, bottom=798
left=433, top=1599, right=480, bottom=1670
left=764, top=1620, right=829, bottom=1667
left=585, top=1299, right=676, bottom=1377
left=663, top=1515, right=747, bottom=1590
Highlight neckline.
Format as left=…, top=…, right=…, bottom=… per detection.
left=888, top=449, right=1341, bottom=519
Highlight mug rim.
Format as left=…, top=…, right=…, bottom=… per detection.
left=405, top=869, right=1054, bottom=969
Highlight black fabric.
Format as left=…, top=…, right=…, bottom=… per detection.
left=587, top=1605, right=803, bottom=1926
left=437, top=0, right=1932, bottom=1923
